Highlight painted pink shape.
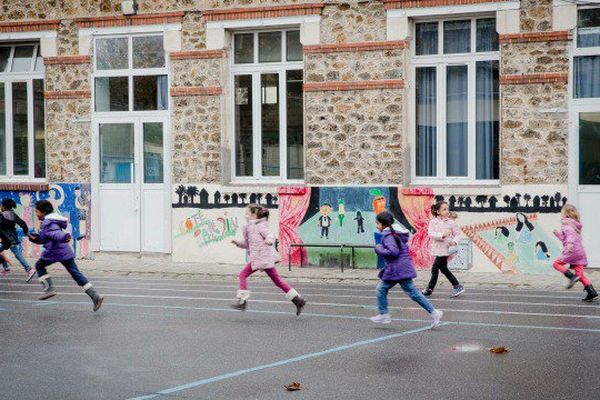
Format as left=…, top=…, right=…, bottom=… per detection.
left=278, top=187, right=311, bottom=266
left=397, top=188, right=434, bottom=270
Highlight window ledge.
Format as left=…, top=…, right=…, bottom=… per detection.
left=0, top=182, right=50, bottom=191
left=409, top=181, right=501, bottom=196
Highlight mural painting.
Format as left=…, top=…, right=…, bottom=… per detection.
left=0, top=183, right=91, bottom=259
left=172, top=185, right=279, bottom=263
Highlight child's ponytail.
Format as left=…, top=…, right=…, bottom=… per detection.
left=431, top=201, right=448, bottom=217
left=376, top=211, right=402, bottom=250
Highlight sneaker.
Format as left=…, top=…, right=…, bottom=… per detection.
left=566, top=275, right=580, bottom=290
left=26, top=269, right=36, bottom=283
left=1, top=269, right=10, bottom=276
left=451, top=285, right=465, bottom=298
left=422, top=288, right=433, bottom=297
left=370, top=313, right=392, bottom=324
left=430, top=309, right=443, bottom=329
left=230, top=300, right=247, bottom=311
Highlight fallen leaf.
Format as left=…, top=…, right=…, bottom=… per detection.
left=489, top=346, right=510, bottom=354
left=284, top=382, right=301, bottom=391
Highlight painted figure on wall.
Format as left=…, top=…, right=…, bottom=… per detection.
left=536, top=241, right=551, bottom=261
left=318, top=203, right=332, bottom=239
left=354, top=210, right=365, bottom=234
left=495, top=226, right=510, bottom=243
left=338, top=199, right=345, bottom=227
left=515, top=212, right=534, bottom=243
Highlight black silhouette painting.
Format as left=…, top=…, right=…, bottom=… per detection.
left=173, top=187, right=278, bottom=209
left=354, top=210, right=365, bottom=234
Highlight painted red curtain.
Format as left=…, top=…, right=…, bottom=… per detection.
left=397, top=187, right=434, bottom=270
left=278, top=187, right=311, bottom=266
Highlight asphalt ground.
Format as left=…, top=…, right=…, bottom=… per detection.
left=1, top=272, right=599, bottom=400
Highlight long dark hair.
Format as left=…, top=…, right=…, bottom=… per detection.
left=431, top=201, right=448, bottom=217
left=247, top=203, right=269, bottom=220
left=515, top=212, right=534, bottom=232
left=376, top=211, right=402, bottom=249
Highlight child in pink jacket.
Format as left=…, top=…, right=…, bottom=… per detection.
left=553, top=204, right=597, bottom=302
left=422, top=201, right=465, bottom=298
left=231, top=204, right=307, bottom=315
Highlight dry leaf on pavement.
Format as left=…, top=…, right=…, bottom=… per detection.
left=284, top=382, right=301, bottom=391
left=489, top=346, right=510, bottom=354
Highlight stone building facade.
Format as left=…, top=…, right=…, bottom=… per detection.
left=1, top=0, right=599, bottom=275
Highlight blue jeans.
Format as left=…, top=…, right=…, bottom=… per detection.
left=35, top=258, right=89, bottom=287
left=376, top=279, right=434, bottom=315
left=0, top=244, right=31, bottom=272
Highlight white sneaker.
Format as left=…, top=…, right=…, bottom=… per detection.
left=370, top=313, right=392, bottom=324
left=430, top=309, right=443, bottom=329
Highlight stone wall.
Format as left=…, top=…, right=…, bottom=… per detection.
left=181, top=11, right=206, bottom=50
left=45, top=63, right=90, bottom=91
left=57, top=19, right=79, bottom=56
left=171, top=58, right=222, bottom=87
left=320, top=1, right=386, bottom=44
left=501, top=41, right=569, bottom=75
left=520, top=0, right=553, bottom=32
left=304, top=89, right=404, bottom=185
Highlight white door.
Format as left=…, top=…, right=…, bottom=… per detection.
left=574, top=109, right=600, bottom=268
left=96, top=118, right=168, bottom=252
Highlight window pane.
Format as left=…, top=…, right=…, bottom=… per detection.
left=133, top=75, right=168, bottom=111
left=100, top=123, right=134, bottom=183
left=0, top=83, right=5, bottom=174
left=95, top=77, right=129, bottom=111
left=12, top=82, right=28, bottom=175
left=578, top=8, right=600, bottom=48
left=476, top=60, right=499, bottom=180
left=444, top=20, right=471, bottom=54
left=261, top=73, right=279, bottom=176
left=143, top=122, right=163, bottom=183
left=579, top=112, right=600, bottom=184
left=33, top=79, right=45, bottom=178
left=416, top=67, right=437, bottom=177
left=446, top=65, right=468, bottom=177
left=574, top=56, right=600, bottom=98
left=259, top=32, right=282, bottom=63
left=133, top=36, right=165, bottom=69
left=416, top=23, right=438, bottom=55
left=34, top=46, right=44, bottom=72
left=0, top=48, right=10, bottom=72
left=287, top=70, right=303, bottom=180
left=286, top=30, right=302, bottom=61
left=11, top=46, right=34, bottom=72
left=96, top=38, right=128, bottom=70
left=235, top=75, right=253, bottom=176
left=476, top=18, right=499, bottom=52
left=234, top=34, right=254, bottom=64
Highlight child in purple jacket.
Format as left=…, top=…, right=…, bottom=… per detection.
left=28, top=200, right=104, bottom=311
left=553, top=204, right=597, bottom=302
left=370, top=211, right=443, bottom=328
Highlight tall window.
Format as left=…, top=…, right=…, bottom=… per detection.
left=93, top=34, right=168, bottom=112
left=574, top=7, right=600, bottom=99
left=232, top=29, right=304, bottom=182
left=0, top=43, right=45, bottom=179
left=413, top=18, right=499, bottom=182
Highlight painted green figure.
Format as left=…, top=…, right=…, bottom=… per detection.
left=338, top=199, right=345, bottom=227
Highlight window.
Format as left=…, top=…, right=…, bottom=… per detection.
left=0, top=43, right=45, bottom=179
left=93, top=35, right=168, bottom=112
left=413, top=18, right=499, bottom=182
left=232, top=30, right=304, bottom=181
left=574, top=8, right=600, bottom=99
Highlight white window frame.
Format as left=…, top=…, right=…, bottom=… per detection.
left=92, top=32, right=170, bottom=118
left=410, top=15, right=500, bottom=185
left=0, top=43, right=45, bottom=182
left=230, top=28, right=304, bottom=184
left=571, top=5, right=600, bottom=105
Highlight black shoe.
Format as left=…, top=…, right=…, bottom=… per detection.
left=564, top=271, right=580, bottom=289
left=583, top=285, right=598, bottom=302
left=39, top=276, right=56, bottom=300
left=85, top=286, right=104, bottom=312
left=291, top=296, right=306, bottom=316
left=422, top=288, right=433, bottom=297
left=230, top=300, right=247, bottom=311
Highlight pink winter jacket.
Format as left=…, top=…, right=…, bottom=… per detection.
left=554, top=217, right=588, bottom=266
left=428, top=217, right=463, bottom=257
left=234, top=218, right=280, bottom=270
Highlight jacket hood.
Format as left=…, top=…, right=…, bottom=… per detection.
left=43, top=213, right=68, bottom=228
left=383, top=225, right=410, bottom=242
left=562, top=216, right=582, bottom=233
left=1, top=210, right=15, bottom=221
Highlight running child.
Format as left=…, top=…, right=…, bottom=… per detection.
left=370, top=211, right=443, bottom=328
left=231, top=204, right=306, bottom=315
left=28, top=200, right=104, bottom=311
left=0, top=198, right=36, bottom=281
left=422, top=201, right=465, bottom=297
left=553, top=204, right=597, bottom=302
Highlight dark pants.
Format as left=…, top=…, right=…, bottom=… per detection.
left=321, top=227, right=329, bottom=238
left=35, top=258, right=89, bottom=287
left=427, top=256, right=459, bottom=290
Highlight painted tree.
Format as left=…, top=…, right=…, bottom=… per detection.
left=554, top=192, right=562, bottom=207
left=457, top=196, right=465, bottom=207
left=187, top=186, right=200, bottom=204
left=523, top=193, right=531, bottom=207
left=488, top=196, right=498, bottom=209
left=449, top=195, right=457, bottom=209
left=541, top=195, right=550, bottom=207
left=562, top=197, right=568, bottom=206
left=265, top=193, right=273, bottom=206
left=224, top=194, right=231, bottom=204
left=475, top=195, right=488, bottom=208
left=503, top=195, right=511, bottom=207
left=515, top=193, right=522, bottom=206
left=239, top=193, right=247, bottom=205
left=249, top=193, right=257, bottom=204
left=256, top=193, right=263, bottom=204
left=175, top=185, right=186, bottom=204
left=464, top=197, right=472, bottom=209
left=533, top=195, right=541, bottom=209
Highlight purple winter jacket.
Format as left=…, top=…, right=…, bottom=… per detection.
left=374, top=227, right=417, bottom=281
left=29, top=213, right=74, bottom=262
left=554, top=217, right=588, bottom=266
